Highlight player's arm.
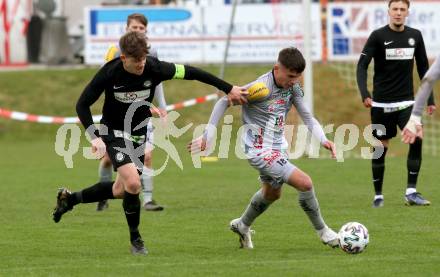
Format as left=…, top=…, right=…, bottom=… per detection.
left=76, top=68, right=108, bottom=139
left=402, top=55, right=440, bottom=144
left=412, top=54, right=440, bottom=118
left=155, top=83, right=167, bottom=110
left=292, top=84, right=336, bottom=158
left=187, top=96, right=229, bottom=153
left=414, top=33, right=435, bottom=109
left=356, top=32, right=376, bottom=107
left=157, top=60, right=248, bottom=105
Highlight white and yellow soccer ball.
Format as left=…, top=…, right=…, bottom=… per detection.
left=338, top=222, right=369, bottom=254
left=247, top=82, right=270, bottom=102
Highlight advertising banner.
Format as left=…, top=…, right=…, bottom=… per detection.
left=84, top=4, right=322, bottom=64
left=327, top=2, right=440, bottom=61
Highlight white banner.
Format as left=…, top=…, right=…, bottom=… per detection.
left=327, top=2, right=440, bottom=61
left=0, top=0, right=30, bottom=65
left=84, top=4, right=322, bottom=65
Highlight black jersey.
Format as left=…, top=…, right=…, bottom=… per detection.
left=356, top=25, right=434, bottom=105
left=76, top=56, right=233, bottom=137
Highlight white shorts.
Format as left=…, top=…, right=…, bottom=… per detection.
left=247, top=150, right=296, bottom=189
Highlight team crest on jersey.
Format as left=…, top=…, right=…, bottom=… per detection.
left=115, top=152, right=124, bottom=162
left=408, top=38, right=415, bottom=46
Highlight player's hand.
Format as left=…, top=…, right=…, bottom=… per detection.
left=187, top=136, right=207, bottom=154
left=401, top=115, right=423, bottom=144
left=227, top=86, right=248, bottom=106
left=427, top=105, right=436, bottom=115
left=363, top=97, right=372, bottom=108
left=322, top=140, right=336, bottom=159
left=150, top=106, right=168, bottom=125
left=401, top=127, right=422, bottom=144
left=157, top=108, right=168, bottom=124
left=91, top=137, right=106, bottom=159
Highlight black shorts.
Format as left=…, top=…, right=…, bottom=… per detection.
left=101, top=129, right=146, bottom=174
left=370, top=106, right=412, bottom=140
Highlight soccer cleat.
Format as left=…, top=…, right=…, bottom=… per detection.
left=96, top=200, right=109, bottom=211
left=372, top=198, right=384, bottom=208
left=318, top=226, right=339, bottom=248
left=405, top=192, right=431, bottom=206
left=52, top=188, right=73, bottom=223
left=130, top=237, right=148, bottom=255
left=229, top=218, right=254, bottom=249
left=143, top=200, right=164, bottom=211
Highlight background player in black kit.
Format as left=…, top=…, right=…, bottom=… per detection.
left=356, top=0, right=435, bottom=208
left=52, top=31, right=248, bottom=255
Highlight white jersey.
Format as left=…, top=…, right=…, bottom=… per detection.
left=207, top=70, right=327, bottom=155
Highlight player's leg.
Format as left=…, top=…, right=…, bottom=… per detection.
left=96, top=152, right=113, bottom=211
left=230, top=182, right=279, bottom=249
left=370, top=107, right=395, bottom=207
left=371, top=139, right=388, bottom=207
left=286, top=168, right=338, bottom=248
left=116, top=163, right=147, bottom=255
left=140, top=124, right=164, bottom=211
left=141, top=146, right=164, bottom=211
left=398, top=107, right=430, bottom=206
left=229, top=151, right=288, bottom=249
left=52, top=179, right=117, bottom=223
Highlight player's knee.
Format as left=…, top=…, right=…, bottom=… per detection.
left=112, top=182, right=125, bottom=198
left=295, top=174, right=313, bottom=192
left=124, top=178, right=141, bottom=194
left=263, top=186, right=281, bottom=201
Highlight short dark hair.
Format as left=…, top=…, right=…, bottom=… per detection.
left=388, top=0, right=410, bottom=8
left=278, top=47, right=306, bottom=73
left=119, top=31, right=148, bottom=59
left=127, top=13, right=148, bottom=27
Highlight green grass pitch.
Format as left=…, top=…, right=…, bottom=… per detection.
left=0, top=65, right=439, bottom=275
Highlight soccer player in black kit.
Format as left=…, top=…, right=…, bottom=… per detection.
left=52, top=31, right=247, bottom=255
left=356, top=0, right=436, bottom=208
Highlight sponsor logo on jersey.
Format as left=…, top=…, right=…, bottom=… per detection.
left=114, top=90, right=151, bottom=103
left=384, top=41, right=393, bottom=46
left=262, top=150, right=282, bottom=166
left=385, top=48, right=414, bottom=60
left=275, top=99, right=286, bottom=105
left=144, top=80, right=152, bottom=88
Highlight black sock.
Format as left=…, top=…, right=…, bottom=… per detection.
left=123, top=191, right=141, bottom=242
left=407, top=138, right=422, bottom=189
left=70, top=181, right=115, bottom=206
left=372, top=146, right=387, bottom=195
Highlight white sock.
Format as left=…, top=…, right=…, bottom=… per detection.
left=238, top=219, right=250, bottom=232
left=374, top=195, right=384, bottom=200
left=406, top=188, right=416, bottom=195
left=141, top=172, right=153, bottom=204
left=317, top=225, right=329, bottom=236
left=98, top=164, right=112, bottom=183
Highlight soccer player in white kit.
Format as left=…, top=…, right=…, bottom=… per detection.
left=189, top=47, right=339, bottom=249
left=402, top=53, right=440, bottom=144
